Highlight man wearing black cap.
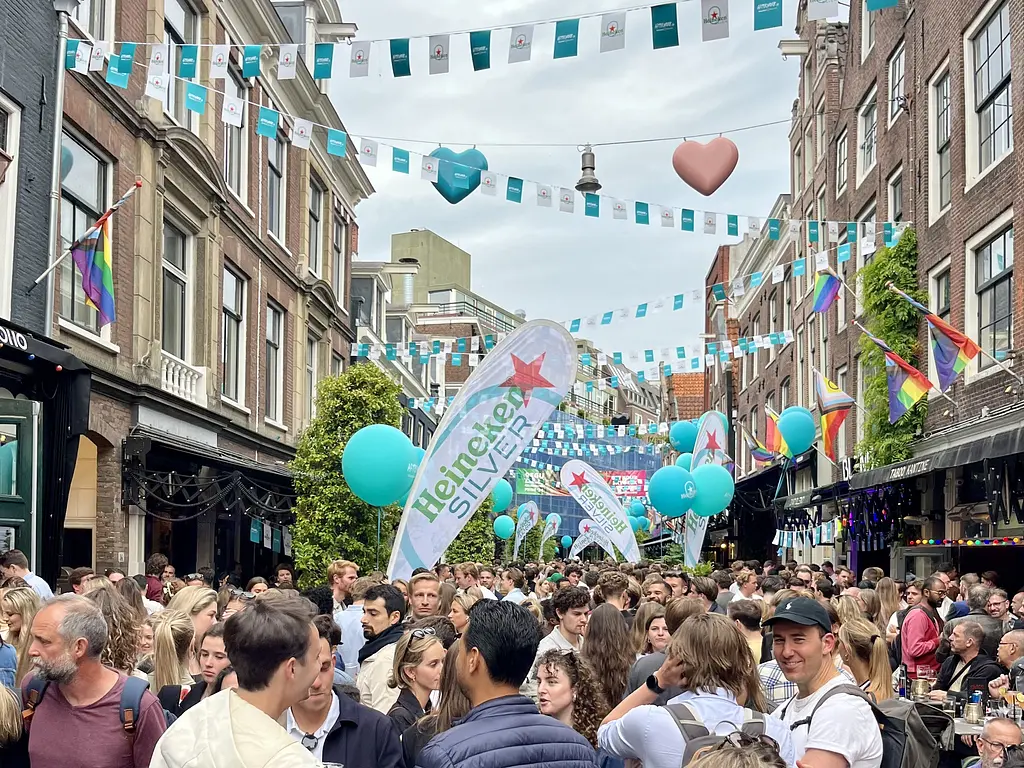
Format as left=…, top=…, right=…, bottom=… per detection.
left=767, top=597, right=883, bottom=768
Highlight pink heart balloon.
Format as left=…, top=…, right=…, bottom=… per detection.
left=671, top=138, right=740, bottom=197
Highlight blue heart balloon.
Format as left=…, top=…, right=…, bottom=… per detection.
left=341, top=424, right=416, bottom=506
left=777, top=408, right=816, bottom=457
left=675, top=452, right=694, bottom=469
left=430, top=147, right=489, bottom=204
left=669, top=421, right=699, bottom=453
left=493, top=515, right=516, bottom=540
left=491, top=479, right=514, bottom=512
left=648, top=465, right=696, bottom=519
left=690, top=463, right=735, bottom=517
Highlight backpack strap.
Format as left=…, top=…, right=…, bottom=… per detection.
left=789, top=684, right=873, bottom=731
left=120, top=676, right=151, bottom=747
left=739, top=709, right=767, bottom=738
left=665, top=702, right=713, bottom=741
left=21, top=676, right=50, bottom=725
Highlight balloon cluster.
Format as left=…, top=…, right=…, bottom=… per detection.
left=490, top=479, right=516, bottom=539
left=647, top=413, right=737, bottom=519
left=627, top=499, right=651, bottom=532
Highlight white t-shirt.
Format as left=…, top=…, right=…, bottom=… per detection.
left=772, top=674, right=883, bottom=768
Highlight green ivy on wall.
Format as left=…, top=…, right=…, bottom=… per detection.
left=856, top=228, right=927, bottom=469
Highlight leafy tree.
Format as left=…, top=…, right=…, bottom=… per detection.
left=444, top=498, right=495, bottom=564
left=291, top=364, right=405, bottom=587
left=856, top=229, right=926, bottom=468
left=520, top=524, right=558, bottom=562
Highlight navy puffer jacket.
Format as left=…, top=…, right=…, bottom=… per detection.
left=414, top=695, right=599, bottom=768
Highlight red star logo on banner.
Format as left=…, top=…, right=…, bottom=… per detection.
left=706, top=431, right=721, bottom=451
left=570, top=472, right=588, bottom=489
left=583, top=523, right=591, bottom=533
left=500, top=354, right=555, bottom=405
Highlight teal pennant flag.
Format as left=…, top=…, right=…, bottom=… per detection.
left=636, top=303, right=648, bottom=318
left=847, top=222, right=858, bottom=242
left=809, top=220, right=819, bottom=242
left=681, top=209, right=695, bottom=232
left=256, top=107, right=278, bottom=138
left=243, top=45, right=261, bottom=78
left=314, top=43, right=335, bottom=79
left=866, top=0, right=898, bottom=9
left=636, top=202, right=650, bottom=225
left=673, top=294, right=684, bottom=310
left=584, top=193, right=600, bottom=217
left=753, top=0, right=783, bottom=29
left=249, top=518, right=260, bottom=543
left=185, top=82, right=207, bottom=114
left=837, top=243, right=852, bottom=263
left=327, top=129, right=347, bottom=157
left=553, top=19, right=580, bottom=59
left=179, top=45, right=198, bottom=78
left=651, top=4, right=680, bottom=49
left=507, top=177, right=523, bottom=203
left=65, top=40, right=79, bottom=70
left=117, top=43, right=137, bottom=76
left=390, top=39, right=411, bottom=77
left=469, top=31, right=491, bottom=71
left=601, top=312, right=613, bottom=325
left=392, top=148, right=410, bottom=173
left=793, top=258, right=806, bottom=276
left=728, top=215, right=739, bottom=236
left=768, top=219, right=781, bottom=240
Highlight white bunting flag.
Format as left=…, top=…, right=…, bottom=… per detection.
left=421, top=156, right=439, bottom=182
left=89, top=42, right=108, bottom=71
left=661, top=207, right=675, bottom=228
left=148, top=44, right=168, bottom=77
left=278, top=44, right=299, bottom=80
left=221, top=94, right=244, bottom=127
left=144, top=74, right=168, bottom=102
left=748, top=216, right=761, bottom=238
left=350, top=44, right=371, bottom=78
left=705, top=354, right=715, bottom=367
left=827, top=221, right=840, bottom=242
left=481, top=172, right=498, bottom=195
left=537, top=185, right=553, bottom=207
left=559, top=188, right=575, bottom=213
left=359, top=139, right=378, bottom=166
left=210, top=45, right=230, bottom=79
left=815, top=251, right=830, bottom=271
left=704, top=213, right=717, bottom=234
left=292, top=118, right=313, bottom=150
left=808, top=0, right=839, bottom=19
left=612, top=200, right=628, bottom=220
left=733, top=277, right=745, bottom=297
left=428, top=35, right=450, bottom=75
left=862, top=223, right=877, bottom=257
left=784, top=329, right=795, bottom=343
left=701, top=0, right=731, bottom=41
left=600, top=12, right=627, bottom=52
left=283, top=528, right=292, bottom=556
left=771, top=264, right=786, bottom=284
left=789, top=220, right=802, bottom=236
left=508, top=25, right=534, bottom=63
left=72, top=43, right=92, bottom=74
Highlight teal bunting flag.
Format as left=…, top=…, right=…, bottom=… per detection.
left=585, top=194, right=600, bottom=217
left=484, top=335, right=495, bottom=349
left=809, top=220, right=819, bottom=242
left=708, top=343, right=718, bottom=354
left=470, top=31, right=491, bottom=71
left=712, top=284, right=727, bottom=301
left=793, top=258, right=806, bottom=276
left=385, top=344, right=397, bottom=360
left=65, top=40, right=79, bottom=70
left=768, top=219, right=781, bottom=240
left=645, top=350, right=655, bottom=362
left=673, top=294, right=684, bottom=310
left=118, top=43, right=137, bottom=75
left=581, top=353, right=592, bottom=366
left=636, top=303, right=648, bottom=318
left=614, top=352, right=623, bottom=364
left=884, top=222, right=895, bottom=246
left=681, top=209, right=695, bottom=231
left=751, top=272, right=763, bottom=287
left=651, top=4, right=680, bottom=49
left=570, top=319, right=581, bottom=333
left=866, top=0, right=898, bottom=9
left=507, top=177, right=523, bottom=203
left=601, top=312, right=613, bottom=325
left=728, top=215, right=739, bottom=236
left=837, top=243, right=852, bottom=263
left=314, top=43, right=335, bottom=79
left=392, top=148, right=410, bottom=173
left=753, top=0, right=783, bottom=29
left=610, top=376, right=619, bottom=388
left=272, top=528, right=282, bottom=553
left=456, top=338, right=467, bottom=352
left=256, top=107, right=279, bottom=138
left=432, top=341, right=442, bottom=354
left=452, top=354, right=462, bottom=366
left=553, top=19, right=580, bottom=59
left=243, top=45, right=261, bottom=78
left=676, top=346, right=686, bottom=359
left=636, top=202, right=650, bottom=225
left=185, top=82, right=207, bottom=114
left=327, top=129, right=347, bottom=157
left=105, top=50, right=130, bottom=88
left=847, top=222, right=858, bottom=242
left=390, top=39, right=411, bottom=77
left=249, top=518, right=260, bottom=543
left=179, top=45, right=198, bottom=78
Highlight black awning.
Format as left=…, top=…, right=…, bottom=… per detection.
left=849, top=425, right=1024, bottom=489
left=130, top=424, right=293, bottom=480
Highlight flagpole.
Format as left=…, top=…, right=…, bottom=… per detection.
left=813, top=443, right=839, bottom=468
left=28, top=179, right=143, bottom=293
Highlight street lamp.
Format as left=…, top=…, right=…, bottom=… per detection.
left=574, top=145, right=602, bottom=194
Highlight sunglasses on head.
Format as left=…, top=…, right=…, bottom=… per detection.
left=410, top=627, right=436, bottom=639
left=185, top=573, right=204, bottom=582
left=229, top=589, right=256, bottom=600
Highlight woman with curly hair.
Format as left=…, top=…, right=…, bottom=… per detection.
left=84, top=579, right=142, bottom=676
left=583, top=603, right=634, bottom=705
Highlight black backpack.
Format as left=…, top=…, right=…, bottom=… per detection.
left=666, top=701, right=771, bottom=766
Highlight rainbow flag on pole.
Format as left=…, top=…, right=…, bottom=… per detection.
left=887, top=284, right=981, bottom=392
left=764, top=406, right=789, bottom=457
left=814, top=369, right=854, bottom=461
left=812, top=271, right=841, bottom=313
left=860, top=326, right=933, bottom=423
left=70, top=221, right=116, bottom=327
left=745, top=430, right=774, bottom=464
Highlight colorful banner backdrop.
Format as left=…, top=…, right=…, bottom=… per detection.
left=388, top=320, right=577, bottom=579
left=570, top=517, right=618, bottom=559
left=559, top=459, right=641, bottom=562
left=516, top=468, right=647, bottom=497
left=685, top=411, right=730, bottom=567
left=512, top=501, right=540, bottom=561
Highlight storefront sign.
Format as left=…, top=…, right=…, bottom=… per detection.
left=0, top=324, right=28, bottom=352
left=886, top=458, right=932, bottom=481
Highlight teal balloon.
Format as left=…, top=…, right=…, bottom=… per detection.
left=493, top=515, right=516, bottom=540
left=777, top=408, right=816, bottom=457
left=629, top=500, right=647, bottom=516
left=341, top=425, right=416, bottom=506
left=629, top=516, right=643, bottom=531
left=560, top=535, right=573, bottom=549
left=669, top=421, right=699, bottom=453
left=648, top=466, right=696, bottom=519
left=60, top=145, right=75, bottom=182
left=675, top=452, right=694, bottom=468
left=639, top=517, right=651, bottom=532
left=397, top=447, right=427, bottom=506
left=430, top=147, right=488, bottom=204
left=491, top=479, right=514, bottom=512
left=690, top=464, right=735, bottom=518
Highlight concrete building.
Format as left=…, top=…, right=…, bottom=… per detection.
left=49, top=0, right=370, bottom=578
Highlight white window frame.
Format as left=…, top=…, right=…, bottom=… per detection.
left=804, top=126, right=814, bottom=188
left=69, top=0, right=115, bottom=42
left=856, top=356, right=867, bottom=443
left=888, top=42, right=906, bottom=124
left=163, top=0, right=197, bottom=132
left=929, top=62, right=953, bottom=224
left=223, top=67, right=248, bottom=204
left=835, top=131, right=848, bottom=197
left=265, top=302, right=285, bottom=426
left=861, top=0, right=875, bottom=60
left=769, top=291, right=779, bottom=362
left=964, top=209, right=1015, bottom=383
left=836, top=364, right=849, bottom=458
left=332, top=200, right=348, bottom=310
left=855, top=200, right=878, bottom=317
left=752, top=316, right=760, bottom=380
left=887, top=165, right=904, bottom=224
left=927, top=256, right=953, bottom=389
left=161, top=216, right=195, bottom=365
left=793, top=143, right=802, bottom=196
left=815, top=97, right=826, bottom=163
left=963, top=0, right=1013, bottom=191
left=308, top=177, right=324, bottom=277
left=857, top=86, right=878, bottom=184
left=0, top=97, right=21, bottom=322
left=306, top=334, right=319, bottom=421
left=807, top=315, right=816, bottom=407
left=805, top=206, right=815, bottom=296
left=796, top=325, right=805, bottom=407
left=267, top=125, right=288, bottom=244
left=221, top=265, right=247, bottom=407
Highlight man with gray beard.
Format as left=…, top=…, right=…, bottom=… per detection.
left=22, top=594, right=167, bottom=768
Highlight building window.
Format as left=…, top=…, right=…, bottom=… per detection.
left=889, top=42, right=905, bottom=123
left=224, top=69, right=247, bottom=199
left=820, top=317, right=829, bottom=371
left=793, top=144, right=802, bottom=196
left=807, top=316, right=816, bottom=406
left=163, top=0, right=196, bottom=129
left=836, top=365, right=848, bottom=457
left=861, top=0, right=875, bottom=58
left=752, top=315, right=760, bottom=379
left=268, top=129, right=287, bottom=241
left=859, top=201, right=878, bottom=270
left=331, top=352, right=344, bottom=376
left=59, top=133, right=107, bottom=334
left=804, top=127, right=814, bottom=188
left=71, top=0, right=108, bottom=39
left=308, top=178, right=323, bottom=276
left=161, top=221, right=190, bottom=361
left=784, top=279, right=793, bottom=330
left=815, top=98, right=826, bottom=160
left=888, top=166, right=903, bottom=223
left=796, top=325, right=805, bottom=406
left=928, top=262, right=952, bottom=382
left=780, top=378, right=790, bottom=410
left=976, top=226, right=1014, bottom=367
left=306, top=335, right=319, bottom=420
left=857, top=87, right=877, bottom=181
left=970, top=2, right=1012, bottom=175
left=930, top=71, right=952, bottom=215
left=265, top=304, right=284, bottom=423
left=836, top=131, right=848, bottom=196
left=221, top=266, right=245, bottom=403
left=837, top=229, right=848, bottom=330
left=332, top=202, right=347, bottom=307
left=769, top=291, right=778, bottom=361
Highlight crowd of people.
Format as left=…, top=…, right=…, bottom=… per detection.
left=0, top=548, right=1022, bottom=768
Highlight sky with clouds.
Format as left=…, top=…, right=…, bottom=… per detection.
left=332, top=0, right=800, bottom=360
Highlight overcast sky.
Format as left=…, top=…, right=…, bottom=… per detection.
left=332, top=0, right=799, bottom=359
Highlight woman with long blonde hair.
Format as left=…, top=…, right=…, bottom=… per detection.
left=858, top=588, right=885, bottom=635
left=831, top=594, right=863, bottom=627
left=838, top=616, right=893, bottom=701
left=402, top=641, right=471, bottom=768
left=166, top=585, right=218, bottom=675
left=387, top=628, right=446, bottom=732
left=0, top=685, right=27, bottom=767
left=147, top=609, right=196, bottom=691
left=875, top=577, right=901, bottom=629
left=1, top=588, right=40, bottom=685
left=448, top=592, right=478, bottom=636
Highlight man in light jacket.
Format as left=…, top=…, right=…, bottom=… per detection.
left=151, top=595, right=322, bottom=768
left=357, top=584, right=407, bottom=713
left=500, top=568, right=528, bottom=605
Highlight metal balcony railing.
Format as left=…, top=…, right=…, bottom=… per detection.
left=419, top=302, right=519, bottom=335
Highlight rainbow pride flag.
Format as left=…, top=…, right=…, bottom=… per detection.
left=71, top=221, right=116, bottom=327
left=888, top=284, right=980, bottom=392
left=764, top=406, right=789, bottom=457
left=812, top=271, right=841, bottom=313
left=745, top=431, right=774, bottom=464
left=814, top=369, right=854, bottom=461
left=861, top=327, right=933, bottom=423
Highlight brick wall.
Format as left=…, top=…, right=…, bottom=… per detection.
left=88, top=394, right=131, bottom=570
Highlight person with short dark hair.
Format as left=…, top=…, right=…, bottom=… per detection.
left=564, top=565, right=584, bottom=588
left=523, top=587, right=590, bottom=700
left=930, top=621, right=1002, bottom=703
left=690, top=576, right=725, bottom=614
left=144, top=554, right=169, bottom=604
left=500, top=568, right=527, bottom=604
left=68, top=567, right=95, bottom=594
left=728, top=599, right=765, bottom=664
left=274, top=563, right=296, bottom=586
left=0, top=550, right=52, bottom=599
left=417, top=601, right=598, bottom=768
left=357, top=584, right=406, bottom=713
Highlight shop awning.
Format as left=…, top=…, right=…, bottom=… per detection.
left=129, top=424, right=293, bottom=480
left=849, top=425, right=1024, bottom=490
